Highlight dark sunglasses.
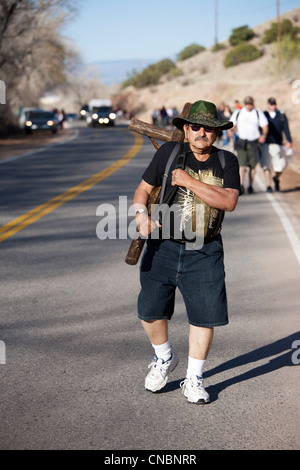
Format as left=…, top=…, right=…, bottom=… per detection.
left=189, top=124, right=215, bottom=133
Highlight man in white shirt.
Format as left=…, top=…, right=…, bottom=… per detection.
left=229, top=96, right=268, bottom=194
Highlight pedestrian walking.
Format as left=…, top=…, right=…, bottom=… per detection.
left=261, top=97, right=293, bottom=191
left=229, top=96, right=268, bottom=194
left=133, top=100, right=240, bottom=404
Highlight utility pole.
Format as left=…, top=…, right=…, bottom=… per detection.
left=215, top=0, right=218, bottom=45
left=277, top=0, right=281, bottom=71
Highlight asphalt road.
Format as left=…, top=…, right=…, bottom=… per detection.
left=0, top=122, right=299, bottom=451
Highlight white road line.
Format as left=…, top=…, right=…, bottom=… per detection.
left=0, top=129, right=79, bottom=164
left=256, top=175, right=300, bottom=266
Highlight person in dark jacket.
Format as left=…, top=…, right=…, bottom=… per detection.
left=261, top=97, right=293, bottom=191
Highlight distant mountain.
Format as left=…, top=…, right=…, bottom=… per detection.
left=89, top=58, right=159, bottom=86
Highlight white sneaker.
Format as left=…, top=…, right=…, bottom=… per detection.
left=180, top=375, right=210, bottom=404
left=145, top=352, right=179, bottom=392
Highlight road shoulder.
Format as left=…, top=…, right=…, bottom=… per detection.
left=0, top=127, right=77, bottom=161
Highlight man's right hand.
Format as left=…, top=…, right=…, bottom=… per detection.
left=136, top=213, right=157, bottom=237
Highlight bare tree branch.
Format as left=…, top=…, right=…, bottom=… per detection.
left=0, top=0, right=82, bottom=129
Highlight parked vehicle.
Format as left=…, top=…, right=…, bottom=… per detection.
left=19, top=108, right=58, bottom=134
left=86, top=99, right=116, bottom=127
left=65, top=113, right=78, bottom=122
left=79, top=104, right=89, bottom=120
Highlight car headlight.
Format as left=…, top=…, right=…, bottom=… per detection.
left=104, top=118, right=109, bottom=124
left=25, top=120, right=32, bottom=127
left=80, top=110, right=86, bottom=116
left=92, top=113, right=98, bottom=119
left=47, top=120, right=54, bottom=126
left=109, top=113, right=116, bottom=120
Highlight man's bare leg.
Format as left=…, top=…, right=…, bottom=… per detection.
left=189, top=325, right=214, bottom=360
left=141, top=319, right=168, bottom=346
left=239, top=165, right=246, bottom=187
left=249, top=167, right=256, bottom=188
left=180, top=325, right=213, bottom=403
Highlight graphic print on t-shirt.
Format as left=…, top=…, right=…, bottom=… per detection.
left=173, top=166, right=224, bottom=240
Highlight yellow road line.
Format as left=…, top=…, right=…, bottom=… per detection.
left=0, top=133, right=143, bottom=243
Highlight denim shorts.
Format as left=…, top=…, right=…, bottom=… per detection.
left=138, top=236, right=228, bottom=327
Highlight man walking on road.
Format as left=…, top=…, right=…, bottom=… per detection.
left=230, top=96, right=268, bottom=194
left=261, top=97, right=293, bottom=191
left=133, top=100, right=240, bottom=404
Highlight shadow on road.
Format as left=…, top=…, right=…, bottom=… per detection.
left=280, top=186, right=300, bottom=194
left=163, top=332, right=299, bottom=401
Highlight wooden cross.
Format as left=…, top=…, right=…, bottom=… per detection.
left=125, top=102, right=192, bottom=265
left=128, top=102, right=192, bottom=148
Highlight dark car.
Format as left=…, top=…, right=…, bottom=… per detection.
left=86, top=106, right=116, bottom=127
left=79, top=104, right=89, bottom=120
left=21, top=109, right=58, bottom=134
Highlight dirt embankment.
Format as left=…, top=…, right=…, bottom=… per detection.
left=111, top=7, right=300, bottom=220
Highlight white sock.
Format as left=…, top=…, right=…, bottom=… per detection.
left=186, top=356, right=206, bottom=379
left=152, top=340, right=172, bottom=362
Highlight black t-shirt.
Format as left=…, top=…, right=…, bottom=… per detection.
left=142, top=141, right=240, bottom=242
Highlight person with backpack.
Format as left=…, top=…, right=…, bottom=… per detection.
left=229, top=96, right=269, bottom=194
left=261, top=97, right=293, bottom=191
left=132, top=100, right=240, bottom=404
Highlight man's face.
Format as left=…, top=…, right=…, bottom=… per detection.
left=268, top=103, right=277, bottom=112
left=245, top=103, right=254, bottom=112
left=184, top=123, right=219, bottom=154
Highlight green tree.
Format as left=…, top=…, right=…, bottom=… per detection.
left=122, top=59, right=180, bottom=89
left=0, top=0, right=77, bottom=132
left=261, top=18, right=299, bottom=44
left=275, top=35, right=300, bottom=62
left=229, top=25, right=255, bottom=46
left=224, top=43, right=262, bottom=67
left=177, top=43, right=205, bottom=61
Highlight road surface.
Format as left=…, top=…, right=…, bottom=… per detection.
left=0, top=122, right=299, bottom=450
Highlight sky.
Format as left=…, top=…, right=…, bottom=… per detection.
left=62, top=0, right=300, bottom=64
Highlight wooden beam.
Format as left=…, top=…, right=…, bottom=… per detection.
left=129, top=118, right=173, bottom=142
left=125, top=102, right=193, bottom=265
left=128, top=102, right=192, bottom=147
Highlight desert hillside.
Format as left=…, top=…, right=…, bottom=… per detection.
left=114, top=7, right=300, bottom=146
